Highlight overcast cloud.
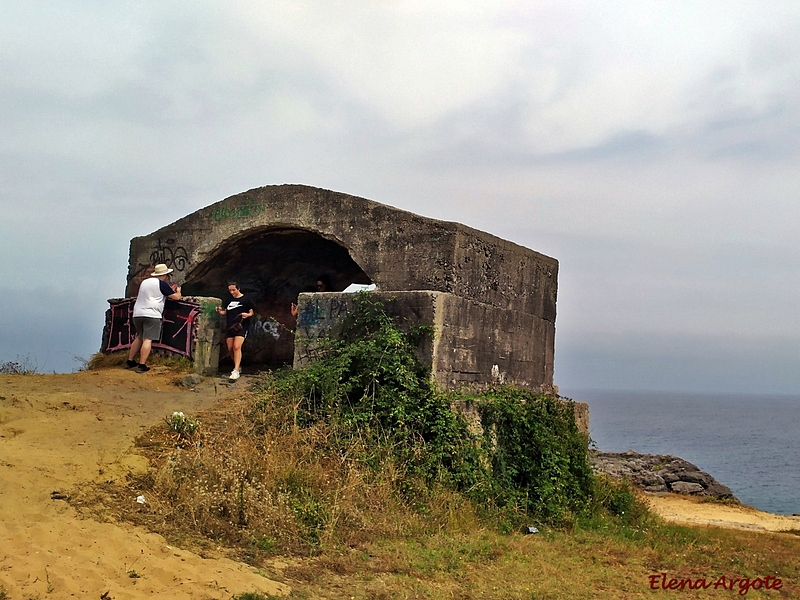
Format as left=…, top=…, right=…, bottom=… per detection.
left=1, top=1, right=799, bottom=393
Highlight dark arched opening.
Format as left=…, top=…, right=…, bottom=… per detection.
left=182, top=227, right=372, bottom=370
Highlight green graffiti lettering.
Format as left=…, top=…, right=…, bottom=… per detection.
left=210, top=204, right=265, bottom=222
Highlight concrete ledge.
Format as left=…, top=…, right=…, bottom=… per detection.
left=293, top=290, right=554, bottom=391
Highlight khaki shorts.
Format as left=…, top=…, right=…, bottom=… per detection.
left=133, top=317, right=163, bottom=341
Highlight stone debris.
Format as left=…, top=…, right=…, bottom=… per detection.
left=179, top=373, right=203, bottom=389
left=590, top=450, right=737, bottom=500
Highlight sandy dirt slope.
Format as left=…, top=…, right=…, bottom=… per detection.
left=1, top=369, right=798, bottom=599
left=0, top=368, right=288, bottom=600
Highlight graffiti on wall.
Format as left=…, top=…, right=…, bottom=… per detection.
left=210, top=204, right=266, bottom=222
left=293, top=296, right=354, bottom=365
left=104, top=298, right=200, bottom=357
left=104, top=302, right=135, bottom=352
left=297, top=299, right=326, bottom=328
left=128, top=237, right=190, bottom=296
left=295, top=341, right=326, bottom=364
left=250, top=316, right=281, bottom=340
left=327, top=297, right=350, bottom=320
left=208, top=200, right=323, bottom=226
left=149, top=238, right=189, bottom=272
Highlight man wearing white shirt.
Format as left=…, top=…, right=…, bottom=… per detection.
left=125, top=263, right=182, bottom=373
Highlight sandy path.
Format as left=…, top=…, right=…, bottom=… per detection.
left=0, top=369, right=288, bottom=599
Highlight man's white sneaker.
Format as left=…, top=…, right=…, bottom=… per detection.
left=230, top=370, right=240, bottom=380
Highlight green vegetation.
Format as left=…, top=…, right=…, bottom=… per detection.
left=259, top=293, right=607, bottom=528
left=472, top=387, right=595, bottom=525
left=123, top=294, right=643, bottom=556
left=165, top=411, right=201, bottom=442
left=260, top=293, right=485, bottom=503
left=85, top=293, right=798, bottom=597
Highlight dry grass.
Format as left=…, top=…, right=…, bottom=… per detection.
left=263, top=524, right=799, bottom=599
left=88, top=350, right=194, bottom=372
left=72, top=386, right=800, bottom=599
left=80, top=390, right=478, bottom=563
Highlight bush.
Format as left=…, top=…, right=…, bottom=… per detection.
left=257, top=293, right=485, bottom=493
left=259, top=293, right=600, bottom=526
left=129, top=293, right=650, bottom=557
left=470, top=387, right=594, bottom=524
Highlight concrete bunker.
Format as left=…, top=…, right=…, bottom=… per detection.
left=110, top=184, right=559, bottom=391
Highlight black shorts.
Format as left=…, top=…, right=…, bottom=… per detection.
left=226, top=323, right=247, bottom=339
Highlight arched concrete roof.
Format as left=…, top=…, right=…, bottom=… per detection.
left=126, top=184, right=558, bottom=322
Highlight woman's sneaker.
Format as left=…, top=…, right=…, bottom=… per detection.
left=125, top=359, right=138, bottom=369
left=229, top=370, right=240, bottom=381
left=136, top=364, right=151, bottom=373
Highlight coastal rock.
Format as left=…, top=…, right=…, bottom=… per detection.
left=590, top=450, right=737, bottom=500
left=670, top=481, right=705, bottom=494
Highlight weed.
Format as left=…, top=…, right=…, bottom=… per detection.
left=232, top=593, right=281, bottom=600
left=465, top=386, right=594, bottom=525
left=0, top=356, right=38, bottom=375
left=71, top=354, right=89, bottom=372
left=252, top=536, right=278, bottom=552
left=125, top=548, right=145, bottom=579
left=157, top=354, right=194, bottom=372
left=256, top=293, right=485, bottom=493
left=87, top=352, right=127, bottom=369
left=165, top=411, right=201, bottom=440
left=588, top=475, right=650, bottom=524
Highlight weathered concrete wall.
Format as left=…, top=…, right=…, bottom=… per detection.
left=294, top=291, right=555, bottom=391
left=127, top=185, right=557, bottom=314
left=432, top=293, right=554, bottom=389
left=124, top=184, right=558, bottom=389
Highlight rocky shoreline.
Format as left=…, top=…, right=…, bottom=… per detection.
left=590, top=450, right=736, bottom=500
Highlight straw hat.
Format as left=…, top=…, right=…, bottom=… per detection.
left=151, top=264, right=173, bottom=276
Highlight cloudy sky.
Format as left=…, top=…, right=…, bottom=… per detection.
left=1, top=1, right=798, bottom=394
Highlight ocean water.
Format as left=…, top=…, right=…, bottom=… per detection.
left=566, top=389, right=800, bottom=516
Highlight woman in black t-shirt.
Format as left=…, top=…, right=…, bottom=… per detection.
left=215, top=282, right=255, bottom=380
